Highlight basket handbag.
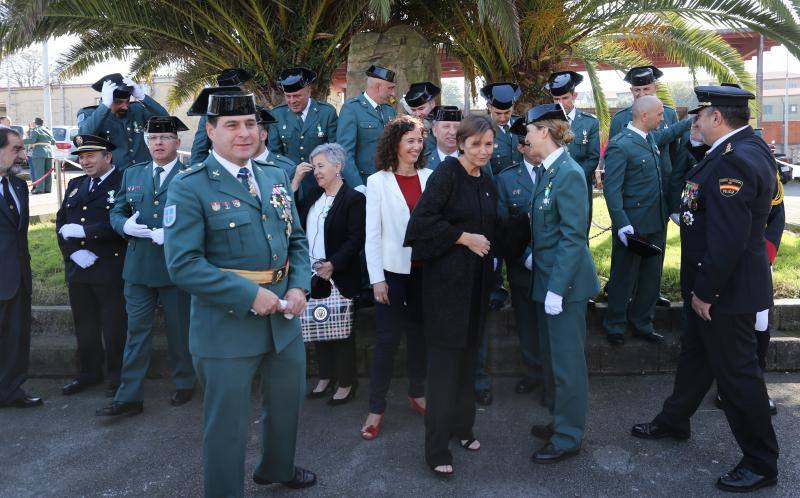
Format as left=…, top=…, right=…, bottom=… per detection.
left=301, top=279, right=354, bottom=342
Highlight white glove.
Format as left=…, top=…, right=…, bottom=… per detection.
left=122, top=77, right=145, bottom=100
left=617, top=225, right=634, bottom=246
left=670, top=213, right=680, bottom=225
left=544, top=291, right=563, bottom=316
left=101, top=80, right=117, bottom=107
left=493, top=258, right=499, bottom=271
left=70, top=249, right=98, bottom=269
left=353, top=184, right=367, bottom=195
left=59, top=223, right=86, bottom=240
left=524, top=253, right=533, bottom=271
left=123, top=211, right=152, bottom=239
left=150, top=228, right=164, bottom=245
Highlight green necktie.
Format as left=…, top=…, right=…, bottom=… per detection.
left=154, top=166, right=164, bottom=191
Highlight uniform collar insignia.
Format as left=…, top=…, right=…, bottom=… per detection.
left=723, top=143, right=733, bottom=155
left=212, top=169, right=220, bottom=177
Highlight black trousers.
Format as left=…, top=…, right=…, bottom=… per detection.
left=68, top=281, right=127, bottom=384
left=0, top=282, right=31, bottom=403
left=315, top=329, right=357, bottom=388
left=655, top=305, right=779, bottom=476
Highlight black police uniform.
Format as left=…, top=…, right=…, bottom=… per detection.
left=641, top=86, right=779, bottom=487
left=57, top=135, right=128, bottom=393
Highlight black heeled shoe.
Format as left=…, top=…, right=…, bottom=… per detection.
left=306, top=380, right=335, bottom=399
left=327, top=380, right=358, bottom=406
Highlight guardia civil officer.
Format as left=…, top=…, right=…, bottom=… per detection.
left=602, top=96, right=689, bottom=346
left=164, top=90, right=314, bottom=496
left=426, top=105, right=462, bottom=170
left=494, top=113, right=545, bottom=395
left=57, top=135, right=127, bottom=397
left=609, top=66, right=681, bottom=308
left=96, top=116, right=196, bottom=417
left=23, top=117, right=55, bottom=194
left=336, top=65, right=397, bottom=188
left=254, top=106, right=297, bottom=180
left=632, top=85, right=779, bottom=494
left=268, top=67, right=338, bottom=192
left=522, top=104, right=599, bottom=463
left=545, top=71, right=600, bottom=232
left=404, top=81, right=440, bottom=153
left=190, top=68, right=253, bottom=165
left=78, top=74, right=168, bottom=171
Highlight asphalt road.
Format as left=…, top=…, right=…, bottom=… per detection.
left=1, top=374, right=798, bottom=497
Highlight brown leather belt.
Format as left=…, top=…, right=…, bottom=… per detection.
left=221, top=263, right=289, bottom=285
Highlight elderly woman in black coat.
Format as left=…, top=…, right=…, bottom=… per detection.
left=404, top=114, right=501, bottom=476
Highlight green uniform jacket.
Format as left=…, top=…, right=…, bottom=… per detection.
left=496, top=163, right=533, bottom=288
left=190, top=116, right=211, bottom=165
left=110, top=159, right=185, bottom=287
left=261, top=151, right=297, bottom=180
left=23, top=127, right=55, bottom=158
left=610, top=105, right=680, bottom=194
left=78, top=95, right=169, bottom=171
left=163, top=154, right=310, bottom=358
left=336, top=93, right=396, bottom=187
left=268, top=99, right=338, bottom=164
left=667, top=127, right=695, bottom=213
left=566, top=111, right=600, bottom=179
left=529, top=150, right=599, bottom=302
left=489, top=118, right=523, bottom=175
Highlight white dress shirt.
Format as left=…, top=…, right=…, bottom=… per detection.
left=253, top=148, right=270, bottom=163
left=212, top=150, right=260, bottom=199
left=437, top=148, right=459, bottom=162
left=306, top=193, right=335, bottom=262
left=708, top=125, right=750, bottom=154
left=523, top=159, right=537, bottom=185
left=298, top=98, right=312, bottom=122
left=153, top=157, right=178, bottom=186
left=362, top=92, right=379, bottom=110
left=540, top=147, right=563, bottom=172
left=566, top=106, right=577, bottom=123
left=626, top=123, right=648, bottom=141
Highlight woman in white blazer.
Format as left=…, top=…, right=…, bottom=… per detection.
left=361, top=115, right=432, bottom=440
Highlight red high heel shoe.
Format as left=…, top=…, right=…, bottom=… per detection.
left=361, top=415, right=383, bottom=440
left=408, top=396, right=426, bottom=416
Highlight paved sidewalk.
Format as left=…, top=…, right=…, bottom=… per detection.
left=1, top=375, right=798, bottom=497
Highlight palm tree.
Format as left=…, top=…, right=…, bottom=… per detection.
left=0, top=0, right=383, bottom=107
left=382, top=0, right=800, bottom=136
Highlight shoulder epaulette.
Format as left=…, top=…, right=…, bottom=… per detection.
left=579, top=111, right=598, bottom=120
left=176, top=162, right=205, bottom=178
left=127, top=160, right=150, bottom=170
left=497, top=163, right=521, bottom=176
left=612, top=107, right=631, bottom=117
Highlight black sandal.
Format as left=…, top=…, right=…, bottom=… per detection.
left=459, top=438, right=480, bottom=451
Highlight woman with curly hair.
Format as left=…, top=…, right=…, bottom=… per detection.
left=361, top=115, right=433, bottom=440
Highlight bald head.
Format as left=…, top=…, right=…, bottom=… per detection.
left=631, top=95, right=664, bottom=132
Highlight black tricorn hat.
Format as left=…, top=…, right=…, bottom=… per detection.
left=545, top=71, right=583, bottom=96
left=365, top=65, right=396, bottom=83
left=429, top=105, right=462, bottom=122
left=278, top=67, right=317, bottom=93
left=73, top=134, right=116, bottom=153
left=206, top=91, right=257, bottom=117
left=216, top=68, right=253, bottom=87
left=405, top=82, right=441, bottom=108
left=187, top=86, right=242, bottom=116
left=509, top=103, right=567, bottom=136
left=623, top=66, right=663, bottom=86
left=688, top=85, right=755, bottom=115
left=91, top=73, right=132, bottom=99
left=626, top=232, right=663, bottom=257
left=480, top=82, right=521, bottom=110
left=144, top=116, right=189, bottom=134
left=256, top=106, right=277, bottom=126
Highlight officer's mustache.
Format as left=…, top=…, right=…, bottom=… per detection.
left=115, top=108, right=128, bottom=118
left=6, top=161, right=24, bottom=175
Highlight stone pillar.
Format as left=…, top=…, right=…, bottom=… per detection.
left=346, top=25, right=441, bottom=113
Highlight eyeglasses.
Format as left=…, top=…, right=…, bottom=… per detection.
left=144, top=134, right=179, bottom=143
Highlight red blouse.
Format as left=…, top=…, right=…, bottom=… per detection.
left=394, top=173, right=422, bottom=213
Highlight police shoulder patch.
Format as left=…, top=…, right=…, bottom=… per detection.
left=163, top=205, right=177, bottom=227
left=719, top=178, right=743, bottom=197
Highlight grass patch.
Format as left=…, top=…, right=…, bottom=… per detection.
left=27, top=202, right=800, bottom=304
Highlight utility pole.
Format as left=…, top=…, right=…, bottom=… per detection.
left=42, top=40, right=53, bottom=125
left=784, top=49, right=790, bottom=155
left=756, top=35, right=764, bottom=129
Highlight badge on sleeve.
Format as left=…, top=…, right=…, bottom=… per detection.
left=719, top=178, right=743, bottom=197
left=163, top=205, right=177, bottom=227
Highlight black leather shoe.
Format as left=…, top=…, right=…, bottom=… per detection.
left=96, top=401, right=143, bottom=416
left=768, top=398, right=777, bottom=416
left=1, top=395, right=43, bottom=408
left=632, top=331, right=664, bottom=343
left=327, top=381, right=358, bottom=406
left=531, top=442, right=579, bottom=464
left=656, top=295, right=671, bottom=307
left=606, top=334, right=625, bottom=346
left=530, top=424, right=554, bottom=440
left=253, top=466, right=317, bottom=489
left=306, top=381, right=335, bottom=399
left=715, top=467, right=777, bottom=493
left=475, top=389, right=493, bottom=406
left=171, top=389, right=194, bottom=407
left=105, top=384, right=120, bottom=398
left=516, top=378, right=539, bottom=394
left=62, top=378, right=100, bottom=396
left=631, top=422, right=690, bottom=440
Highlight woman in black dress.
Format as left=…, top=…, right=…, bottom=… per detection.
left=404, top=115, right=498, bottom=476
